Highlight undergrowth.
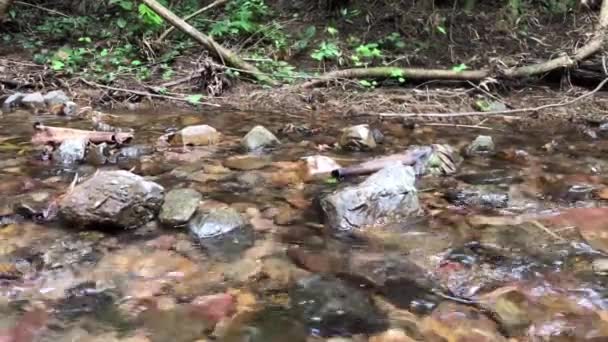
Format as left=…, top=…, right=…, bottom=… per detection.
left=0, top=0, right=586, bottom=87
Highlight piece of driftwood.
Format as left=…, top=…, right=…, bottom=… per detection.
left=31, top=122, right=133, bottom=145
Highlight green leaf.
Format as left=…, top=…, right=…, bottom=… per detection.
left=186, top=94, right=204, bottom=104
left=326, top=26, right=338, bottom=36
left=51, top=60, right=65, bottom=71
left=451, top=63, right=469, bottom=73
left=131, top=60, right=142, bottom=66
left=116, top=18, right=127, bottom=28
left=78, top=37, right=92, bottom=43
left=359, top=79, right=372, bottom=87
left=325, top=177, right=338, bottom=184
left=436, top=26, right=447, bottom=34
left=390, top=68, right=404, bottom=78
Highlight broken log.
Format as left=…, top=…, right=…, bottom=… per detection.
left=31, top=122, right=134, bottom=145
left=331, top=146, right=434, bottom=178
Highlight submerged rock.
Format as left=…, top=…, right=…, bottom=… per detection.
left=242, top=125, right=280, bottom=151
left=321, top=163, right=419, bottom=233
left=465, top=135, right=495, bottom=156
left=421, top=302, right=507, bottom=341
left=339, top=124, right=378, bottom=151
left=444, top=188, right=509, bottom=208
left=59, top=170, right=164, bottom=229
left=188, top=208, right=254, bottom=259
left=224, top=154, right=271, bottom=170
left=171, top=125, right=220, bottom=146
left=159, top=188, right=202, bottom=227
left=21, top=92, right=45, bottom=109
left=53, top=138, right=88, bottom=165
left=291, top=275, right=388, bottom=336
left=43, top=90, right=70, bottom=106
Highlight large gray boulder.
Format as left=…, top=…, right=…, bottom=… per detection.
left=321, top=163, right=419, bottom=233
left=159, top=188, right=202, bottom=227
left=59, top=170, right=164, bottom=229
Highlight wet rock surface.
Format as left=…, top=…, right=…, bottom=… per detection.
left=242, top=125, right=280, bottom=151
left=159, top=188, right=202, bottom=227
left=52, top=138, right=88, bottom=165
left=171, top=124, right=220, bottom=146
left=59, top=170, right=164, bottom=229
left=188, top=207, right=254, bottom=259
left=291, top=275, right=388, bottom=336
left=321, top=163, right=419, bottom=233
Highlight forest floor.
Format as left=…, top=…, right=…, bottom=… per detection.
left=1, top=0, right=607, bottom=129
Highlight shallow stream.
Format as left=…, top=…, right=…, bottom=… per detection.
left=2, top=107, right=608, bottom=341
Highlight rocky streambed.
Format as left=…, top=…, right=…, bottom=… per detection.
left=2, top=93, right=608, bottom=341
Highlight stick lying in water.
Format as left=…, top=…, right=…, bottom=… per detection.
left=331, top=146, right=435, bottom=178
left=31, top=122, right=134, bottom=145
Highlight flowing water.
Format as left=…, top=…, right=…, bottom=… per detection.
left=2, top=107, right=608, bottom=341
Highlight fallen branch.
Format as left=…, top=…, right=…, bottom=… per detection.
left=141, top=0, right=275, bottom=85
left=79, top=78, right=220, bottom=107
left=372, top=77, right=608, bottom=118
left=301, top=67, right=489, bottom=88
left=32, top=123, right=134, bottom=145
left=302, top=0, right=608, bottom=88
left=156, top=0, right=229, bottom=43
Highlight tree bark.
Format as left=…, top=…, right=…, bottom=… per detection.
left=0, top=0, right=13, bottom=20
left=301, top=67, right=489, bottom=88
left=141, top=0, right=276, bottom=85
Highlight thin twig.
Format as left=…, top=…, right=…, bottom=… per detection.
left=420, top=123, right=500, bottom=131
left=160, top=68, right=206, bottom=88
left=374, top=77, right=608, bottom=118
left=79, top=78, right=220, bottom=107
left=14, top=1, right=69, bottom=17
left=530, top=220, right=566, bottom=242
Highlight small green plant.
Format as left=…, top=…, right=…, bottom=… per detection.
left=210, top=0, right=270, bottom=37
left=382, top=32, right=406, bottom=50
left=390, top=68, right=406, bottom=84
left=351, top=43, right=383, bottom=66
left=311, top=26, right=342, bottom=63
left=359, top=79, right=378, bottom=89
left=186, top=94, right=204, bottom=105
left=311, top=41, right=341, bottom=61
